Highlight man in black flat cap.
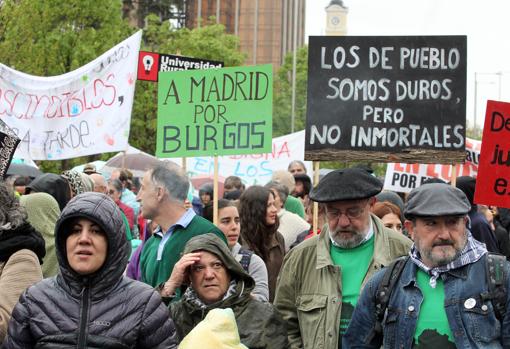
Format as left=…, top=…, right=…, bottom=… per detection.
left=344, top=183, right=510, bottom=348
left=274, top=167, right=412, bottom=349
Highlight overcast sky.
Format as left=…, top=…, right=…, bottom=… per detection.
left=305, top=0, right=510, bottom=130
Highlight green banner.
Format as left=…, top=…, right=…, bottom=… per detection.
left=156, top=64, right=273, bottom=157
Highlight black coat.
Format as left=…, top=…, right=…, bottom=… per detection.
left=4, top=192, right=178, bottom=349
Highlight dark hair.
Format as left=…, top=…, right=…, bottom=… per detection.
left=202, top=199, right=238, bottom=222
left=224, top=176, right=244, bottom=191
left=0, top=180, right=27, bottom=234
left=223, top=189, right=242, bottom=200
left=238, top=186, right=278, bottom=261
left=373, top=201, right=402, bottom=221
left=14, top=176, right=31, bottom=187
left=293, top=174, right=312, bottom=197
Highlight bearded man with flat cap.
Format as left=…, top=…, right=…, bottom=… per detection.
left=274, top=167, right=412, bottom=349
left=344, top=183, right=510, bottom=348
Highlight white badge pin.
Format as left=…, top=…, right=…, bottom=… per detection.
left=464, top=298, right=476, bottom=309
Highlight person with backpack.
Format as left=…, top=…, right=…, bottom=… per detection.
left=343, top=183, right=510, bottom=348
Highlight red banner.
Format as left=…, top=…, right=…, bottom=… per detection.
left=474, top=100, right=510, bottom=209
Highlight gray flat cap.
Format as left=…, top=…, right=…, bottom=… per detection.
left=404, top=183, right=471, bottom=219
left=309, top=168, right=382, bottom=203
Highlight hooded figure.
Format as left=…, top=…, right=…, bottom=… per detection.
left=62, top=170, right=94, bottom=196
left=169, top=233, right=288, bottom=349
left=20, top=193, right=60, bottom=278
left=25, top=173, right=71, bottom=211
left=4, top=192, right=178, bottom=349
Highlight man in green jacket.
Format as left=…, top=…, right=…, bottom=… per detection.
left=137, top=163, right=225, bottom=299
left=168, top=233, right=289, bottom=348
left=274, top=167, right=412, bottom=349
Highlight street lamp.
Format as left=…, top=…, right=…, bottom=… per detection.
left=473, top=71, right=502, bottom=137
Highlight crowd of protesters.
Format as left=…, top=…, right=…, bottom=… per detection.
left=1, top=159, right=510, bottom=348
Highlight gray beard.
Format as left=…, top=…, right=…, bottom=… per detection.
left=329, top=230, right=366, bottom=249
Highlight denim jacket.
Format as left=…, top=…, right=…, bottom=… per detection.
left=343, top=254, right=510, bottom=349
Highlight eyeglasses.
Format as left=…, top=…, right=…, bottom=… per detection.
left=325, top=203, right=367, bottom=220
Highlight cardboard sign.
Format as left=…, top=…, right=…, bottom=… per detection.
left=137, top=51, right=223, bottom=82
left=156, top=65, right=273, bottom=158
left=0, top=119, right=20, bottom=179
left=164, top=130, right=313, bottom=187
left=474, top=100, right=510, bottom=208
left=0, top=31, right=142, bottom=160
left=305, top=36, right=467, bottom=163
left=384, top=138, right=481, bottom=193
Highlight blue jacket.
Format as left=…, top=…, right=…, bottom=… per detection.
left=343, top=254, right=510, bottom=349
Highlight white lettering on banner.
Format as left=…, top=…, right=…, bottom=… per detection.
left=0, top=31, right=142, bottom=160
left=383, top=137, right=481, bottom=193
left=164, top=130, right=312, bottom=188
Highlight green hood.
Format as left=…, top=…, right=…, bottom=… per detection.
left=183, top=233, right=254, bottom=288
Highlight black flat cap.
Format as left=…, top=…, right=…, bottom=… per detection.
left=404, top=183, right=471, bottom=219
left=309, top=168, right=382, bottom=202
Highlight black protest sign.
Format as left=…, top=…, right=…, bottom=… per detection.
left=0, top=119, right=20, bottom=179
left=305, top=36, right=467, bottom=163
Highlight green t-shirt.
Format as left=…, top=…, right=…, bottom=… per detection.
left=413, top=269, right=455, bottom=348
left=330, top=234, right=374, bottom=348
left=284, top=195, right=305, bottom=218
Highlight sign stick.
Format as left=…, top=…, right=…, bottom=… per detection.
left=450, top=164, right=457, bottom=187
left=213, top=155, right=219, bottom=225
left=181, top=157, right=187, bottom=172
left=312, top=161, right=320, bottom=235
left=121, top=151, right=126, bottom=169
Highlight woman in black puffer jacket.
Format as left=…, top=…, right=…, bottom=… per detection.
left=4, top=192, right=178, bottom=349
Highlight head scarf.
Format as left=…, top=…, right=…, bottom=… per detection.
left=20, top=193, right=61, bottom=277
left=62, top=170, right=93, bottom=196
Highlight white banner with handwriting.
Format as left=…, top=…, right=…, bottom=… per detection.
left=0, top=31, right=142, bottom=160
left=165, top=130, right=313, bottom=187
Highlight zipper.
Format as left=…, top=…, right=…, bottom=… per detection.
left=78, top=283, right=91, bottom=348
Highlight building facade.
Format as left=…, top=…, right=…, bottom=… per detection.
left=185, top=0, right=306, bottom=67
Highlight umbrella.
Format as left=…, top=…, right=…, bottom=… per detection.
left=6, top=163, right=42, bottom=178
left=103, top=152, right=163, bottom=178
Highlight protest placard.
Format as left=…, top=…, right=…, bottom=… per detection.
left=163, top=130, right=312, bottom=187
left=305, top=36, right=467, bottom=163
left=137, top=51, right=223, bottom=82
left=474, top=100, right=510, bottom=208
left=156, top=65, right=273, bottom=158
left=0, top=119, right=20, bottom=178
left=384, top=137, right=480, bottom=193
left=0, top=31, right=142, bottom=160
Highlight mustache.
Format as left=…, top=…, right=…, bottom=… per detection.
left=331, top=229, right=358, bottom=235
left=432, top=239, right=454, bottom=247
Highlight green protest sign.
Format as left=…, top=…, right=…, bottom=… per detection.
left=156, top=64, right=273, bottom=157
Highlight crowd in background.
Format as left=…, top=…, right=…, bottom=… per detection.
left=1, top=159, right=509, bottom=348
